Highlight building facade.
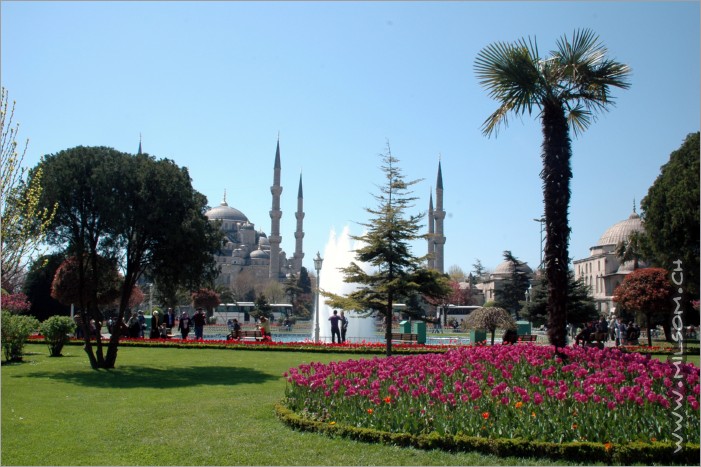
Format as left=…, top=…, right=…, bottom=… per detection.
left=572, top=208, right=645, bottom=316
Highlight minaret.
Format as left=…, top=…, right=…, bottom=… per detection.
left=433, top=160, right=446, bottom=273
left=269, top=139, right=283, bottom=280
left=138, top=133, right=142, bottom=155
left=293, top=173, right=305, bottom=274
left=427, top=190, right=435, bottom=269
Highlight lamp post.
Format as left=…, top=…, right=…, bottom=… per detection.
left=533, top=217, right=545, bottom=270
left=313, top=251, right=324, bottom=343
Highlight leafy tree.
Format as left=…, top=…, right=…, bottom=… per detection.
left=261, top=280, right=285, bottom=304
left=475, top=29, right=631, bottom=348
left=447, top=265, right=466, bottom=282
left=464, top=306, right=516, bottom=345
left=32, top=146, right=220, bottom=369
left=521, top=271, right=598, bottom=329
left=51, top=256, right=121, bottom=311
left=0, top=87, right=56, bottom=293
left=324, top=143, right=451, bottom=356
left=191, top=288, right=221, bottom=317
left=494, top=250, right=530, bottom=318
left=640, top=132, right=699, bottom=323
left=22, top=253, right=70, bottom=320
left=446, top=280, right=477, bottom=306
left=613, top=267, right=673, bottom=346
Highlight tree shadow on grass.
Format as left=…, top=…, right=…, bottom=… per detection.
left=18, top=365, right=277, bottom=389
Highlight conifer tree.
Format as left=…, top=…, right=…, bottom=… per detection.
left=324, top=143, right=451, bottom=356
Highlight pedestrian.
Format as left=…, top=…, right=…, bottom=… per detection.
left=178, top=310, right=192, bottom=340
left=127, top=311, right=141, bottom=338
left=137, top=310, right=146, bottom=337
left=340, top=311, right=348, bottom=343
left=192, top=307, right=207, bottom=340
left=149, top=310, right=160, bottom=339
left=163, top=307, right=176, bottom=333
left=329, top=309, right=342, bottom=343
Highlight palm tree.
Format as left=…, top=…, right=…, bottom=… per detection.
left=475, top=29, right=631, bottom=348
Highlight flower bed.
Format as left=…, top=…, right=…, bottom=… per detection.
left=26, top=335, right=451, bottom=355
left=282, top=344, right=700, bottom=463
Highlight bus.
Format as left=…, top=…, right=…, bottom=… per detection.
left=214, top=302, right=293, bottom=324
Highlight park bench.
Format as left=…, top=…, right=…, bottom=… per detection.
left=239, top=330, right=264, bottom=341
left=517, top=334, right=538, bottom=343
left=390, top=332, right=419, bottom=343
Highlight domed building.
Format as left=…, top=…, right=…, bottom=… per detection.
left=572, top=207, right=645, bottom=315
left=205, top=140, right=305, bottom=291
left=477, top=258, right=534, bottom=304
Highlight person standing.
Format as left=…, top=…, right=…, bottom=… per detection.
left=340, top=311, right=349, bottom=343
left=163, top=308, right=176, bottom=333
left=178, top=310, right=192, bottom=340
left=329, top=310, right=342, bottom=343
left=192, top=308, right=207, bottom=340
left=149, top=310, right=160, bottom=339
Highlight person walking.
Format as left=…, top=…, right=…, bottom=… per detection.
left=192, top=308, right=207, bottom=340
left=329, top=309, right=342, bottom=343
left=340, top=311, right=349, bottom=343
left=178, top=310, right=192, bottom=340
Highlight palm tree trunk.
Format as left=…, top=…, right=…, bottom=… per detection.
left=541, top=100, right=572, bottom=349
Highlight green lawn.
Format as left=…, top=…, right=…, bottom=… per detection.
left=1, top=344, right=606, bottom=466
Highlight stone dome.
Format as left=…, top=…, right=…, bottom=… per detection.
left=598, top=211, right=643, bottom=246
left=250, top=248, right=269, bottom=259
left=205, top=198, right=248, bottom=222
left=493, top=260, right=533, bottom=276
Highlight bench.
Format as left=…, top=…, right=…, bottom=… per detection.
left=391, top=332, right=419, bottom=343
left=239, top=330, right=264, bottom=341
left=517, top=334, right=538, bottom=343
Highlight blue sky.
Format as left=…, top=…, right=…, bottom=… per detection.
left=2, top=1, right=699, bottom=276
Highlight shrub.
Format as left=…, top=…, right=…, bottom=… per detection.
left=39, top=315, right=75, bottom=356
left=1, top=310, right=40, bottom=362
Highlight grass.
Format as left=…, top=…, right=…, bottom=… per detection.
left=0, top=344, right=608, bottom=466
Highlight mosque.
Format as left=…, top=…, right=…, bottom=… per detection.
left=204, top=140, right=305, bottom=290
left=572, top=206, right=645, bottom=316
left=204, top=143, right=448, bottom=292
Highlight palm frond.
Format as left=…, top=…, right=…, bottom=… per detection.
left=475, top=39, right=544, bottom=136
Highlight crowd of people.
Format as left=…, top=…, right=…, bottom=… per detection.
left=573, top=316, right=641, bottom=347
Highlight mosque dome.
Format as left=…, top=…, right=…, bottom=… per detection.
left=598, top=211, right=643, bottom=247
left=205, top=193, right=248, bottom=222
left=493, top=260, right=533, bottom=276
left=250, top=248, right=270, bottom=259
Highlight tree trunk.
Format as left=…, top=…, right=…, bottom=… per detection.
left=384, top=308, right=393, bottom=357
left=541, top=101, right=572, bottom=350
left=646, top=312, right=653, bottom=347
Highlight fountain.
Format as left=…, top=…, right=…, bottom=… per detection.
left=311, top=226, right=377, bottom=343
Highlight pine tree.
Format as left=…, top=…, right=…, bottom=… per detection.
left=324, top=143, right=451, bottom=356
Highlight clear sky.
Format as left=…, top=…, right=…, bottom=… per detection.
left=2, top=1, right=699, bottom=276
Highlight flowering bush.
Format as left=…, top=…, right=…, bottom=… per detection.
left=284, top=344, right=699, bottom=446
left=1, top=292, right=32, bottom=314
